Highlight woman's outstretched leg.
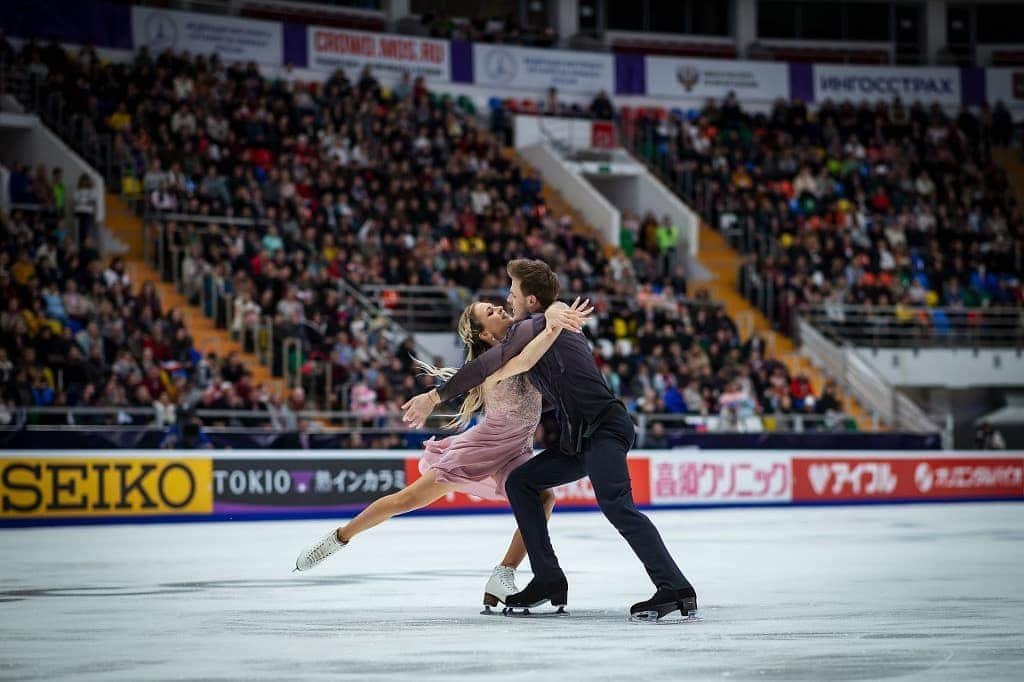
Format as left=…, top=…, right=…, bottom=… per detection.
left=295, top=469, right=457, bottom=571
left=338, top=469, right=458, bottom=543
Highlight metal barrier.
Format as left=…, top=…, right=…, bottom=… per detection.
left=802, top=305, right=1024, bottom=349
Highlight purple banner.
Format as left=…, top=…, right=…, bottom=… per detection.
left=450, top=40, right=473, bottom=83
left=212, top=458, right=407, bottom=511
left=789, top=62, right=814, bottom=103
left=615, top=53, right=646, bottom=95
left=961, top=67, right=986, bottom=106
left=283, top=22, right=308, bottom=68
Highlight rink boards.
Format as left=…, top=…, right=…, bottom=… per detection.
left=1, top=449, right=1021, bottom=526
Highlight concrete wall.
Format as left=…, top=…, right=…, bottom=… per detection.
left=856, top=348, right=1024, bottom=389
left=519, top=143, right=620, bottom=245
left=0, top=112, right=106, bottom=224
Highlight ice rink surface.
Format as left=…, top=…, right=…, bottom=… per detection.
left=2, top=503, right=1023, bottom=681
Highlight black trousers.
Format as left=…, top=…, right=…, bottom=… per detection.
left=504, top=407, right=689, bottom=590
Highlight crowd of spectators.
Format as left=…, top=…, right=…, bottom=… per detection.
left=2, top=39, right=847, bottom=441
left=631, top=95, right=1023, bottom=333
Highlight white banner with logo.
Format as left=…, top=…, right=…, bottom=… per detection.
left=814, top=64, right=961, bottom=105
left=472, top=44, right=613, bottom=95
left=131, top=7, right=282, bottom=65
left=645, top=57, right=789, bottom=101
left=648, top=451, right=792, bottom=505
left=307, top=27, right=449, bottom=83
left=986, top=67, right=1024, bottom=111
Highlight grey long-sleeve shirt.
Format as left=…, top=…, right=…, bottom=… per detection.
left=436, top=313, right=621, bottom=453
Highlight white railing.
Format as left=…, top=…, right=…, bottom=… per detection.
left=799, top=316, right=950, bottom=446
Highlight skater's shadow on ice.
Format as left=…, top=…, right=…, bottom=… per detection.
left=0, top=570, right=506, bottom=602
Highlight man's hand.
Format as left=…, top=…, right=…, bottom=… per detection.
left=401, top=389, right=440, bottom=429
left=544, top=297, right=593, bottom=333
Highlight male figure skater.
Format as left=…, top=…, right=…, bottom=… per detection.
left=403, top=259, right=696, bottom=621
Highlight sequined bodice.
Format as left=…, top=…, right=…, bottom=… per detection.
left=483, top=374, right=542, bottom=426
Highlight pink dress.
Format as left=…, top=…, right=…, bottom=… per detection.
left=419, top=374, right=542, bottom=500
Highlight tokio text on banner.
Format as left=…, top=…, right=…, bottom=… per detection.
left=131, top=7, right=283, bottom=65
left=307, top=27, right=449, bottom=83
left=213, top=457, right=407, bottom=514
left=1, top=456, right=212, bottom=518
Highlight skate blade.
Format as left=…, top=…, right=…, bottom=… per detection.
left=628, top=609, right=702, bottom=624
left=480, top=605, right=503, bottom=615
left=502, top=605, right=569, bottom=618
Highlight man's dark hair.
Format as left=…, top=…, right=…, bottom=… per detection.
left=507, top=258, right=558, bottom=308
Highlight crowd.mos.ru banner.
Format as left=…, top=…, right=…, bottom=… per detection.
left=0, top=457, right=212, bottom=518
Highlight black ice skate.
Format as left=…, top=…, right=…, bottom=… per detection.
left=502, top=576, right=569, bottom=617
left=629, top=586, right=699, bottom=623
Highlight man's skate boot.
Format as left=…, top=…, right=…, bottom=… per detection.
left=629, top=585, right=698, bottom=622
left=503, top=575, right=568, bottom=617
left=482, top=565, right=519, bottom=614
left=294, top=530, right=347, bottom=572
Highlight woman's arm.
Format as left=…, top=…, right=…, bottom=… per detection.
left=488, top=298, right=592, bottom=383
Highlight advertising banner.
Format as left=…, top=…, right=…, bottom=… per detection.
left=131, top=7, right=282, bottom=65
left=986, top=68, right=1024, bottom=109
left=648, top=451, right=791, bottom=505
left=307, top=26, right=450, bottom=83
left=792, top=456, right=1024, bottom=502
left=645, top=57, right=789, bottom=101
left=405, top=457, right=650, bottom=510
left=812, top=65, right=961, bottom=105
left=473, top=44, right=614, bottom=95
left=0, top=456, right=212, bottom=518
left=213, top=457, right=406, bottom=513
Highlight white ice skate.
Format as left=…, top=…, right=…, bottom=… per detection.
left=481, top=565, right=519, bottom=614
left=294, top=530, right=347, bottom=572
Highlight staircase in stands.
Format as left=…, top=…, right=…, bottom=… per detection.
left=103, top=195, right=276, bottom=389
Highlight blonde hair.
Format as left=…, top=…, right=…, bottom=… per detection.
left=414, top=302, right=490, bottom=429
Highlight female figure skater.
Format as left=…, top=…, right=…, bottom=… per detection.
left=294, top=297, right=591, bottom=611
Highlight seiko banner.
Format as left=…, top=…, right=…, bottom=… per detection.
left=0, top=456, right=212, bottom=518
left=472, top=44, right=614, bottom=95
left=645, top=57, right=790, bottom=102
left=131, top=7, right=283, bottom=65
left=813, top=64, right=962, bottom=106
left=307, top=26, right=450, bottom=83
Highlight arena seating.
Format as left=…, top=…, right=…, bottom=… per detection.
left=2, top=42, right=843, bottom=438
left=627, top=97, right=1023, bottom=335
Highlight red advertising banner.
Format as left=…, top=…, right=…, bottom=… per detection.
left=648, top=451, right=791, bottom=505
left=591, top=121, right=616, bottom=149
left=405, top=457, right=650, bottom=511
left=793, top=457, right=1024, bottom=502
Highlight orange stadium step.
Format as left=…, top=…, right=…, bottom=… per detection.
left=993, top=146, right=1024, bottom=203
left=104, top=194, right=276, bottom=390
left=697, top=223, right=873, bottom=430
